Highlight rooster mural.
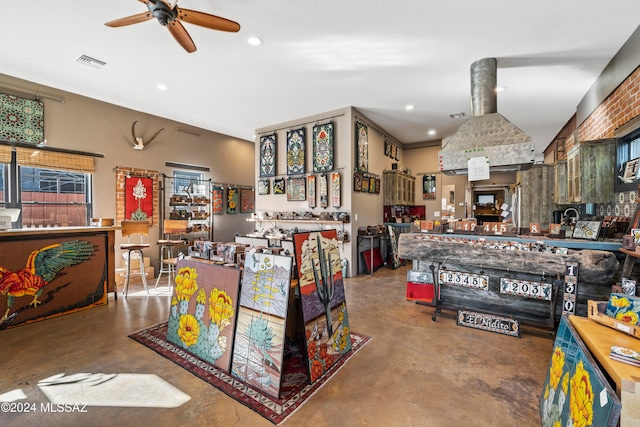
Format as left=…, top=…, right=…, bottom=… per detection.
left=0, top=240, right=95, bottom=322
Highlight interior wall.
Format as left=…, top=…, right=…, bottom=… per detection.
left=0, top=73, right=255, bottom=271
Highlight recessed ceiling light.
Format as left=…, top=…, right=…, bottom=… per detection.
left=405, top=104, right=414, bottom=111
left=428, top=130, right=436, bottom=136
left=495, top=86, right=506, bottom=92
left=247, top=36, right=263, bottom=46
left=156, top=83, right=168, bottom=91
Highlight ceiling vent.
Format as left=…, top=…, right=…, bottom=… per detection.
left=438, top=58, right=535, bottom=175
left=77, top=55, right=106, bottom=70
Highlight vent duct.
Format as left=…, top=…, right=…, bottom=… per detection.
left=438, top=58, right=535, bottom=176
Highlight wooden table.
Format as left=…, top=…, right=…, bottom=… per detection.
left=569, top=315, right=640, bottom=396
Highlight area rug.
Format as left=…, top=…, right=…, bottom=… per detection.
left=129, top=322, right=371, bottom=425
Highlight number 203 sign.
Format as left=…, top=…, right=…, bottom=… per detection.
left=562, top=262, right=579, bottom=315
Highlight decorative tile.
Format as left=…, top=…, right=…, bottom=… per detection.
left=259, top=133, right=277, bottom=177
left=312, top=123, right=334, bottom=172
left=286, top=127, right=305, bottom=175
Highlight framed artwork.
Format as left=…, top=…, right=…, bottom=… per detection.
left=212, top=186, right=224, bottom=214
left=539, top=316, right=620, bottom=427
left=286, top=127, right=306, bottom=175
left=287, top=177, right=306, bottom=201
left=308, top=175, right=316, bottom=208
left=273, top=177, right=285, bottom=194
left=227, top=187, right=238, bottom=214
left=374, top=178, right=381, bottom=194
left=240, top=188, right=254, bottom=213
left=0, top=93, right=45, bottom=144
left=125, top=176, right=153, bottom=221
left=319, top=173, right=328, bottom=208
left=259, top=133, right=277, bottom=177
left=231, top=253, right=293, bottom=398
left=423, top=174, right=436, bottom=199
left=355, top=121, right=368, bottom=172
left=624, top=158, right=640, bottom=179
left=395, top=145, right=400, bottom=161
left=384, top=138, right=391, bottom=157
left=361, top=175, right=370, bottom=193
left=292, top=230, right=352, bottom=383
left=331, top=172, right=341, bottom=207
left=167, top=259, right=241, bottom=372
left=369, top=177, right=376, bottom=193
left=391, top=143, right=397, bottom=160
left=354, top=172, right=363, bottom=192
left=572, top=220, right=601, bottom=240
left=257, top=179, right=270, bottom=195
left=312, top=122, right=334, bottom=172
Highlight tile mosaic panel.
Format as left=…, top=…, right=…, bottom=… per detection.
left=355, top=121, right=368, bottom=172
left=308, top=175, right=316, bottom=208
left=240, top=187, right=254, bottom=213
left=331, top=172, right=341, bottom=207
left=257, top=179, right=270, bottom=195
left=539, top=316, right=620, bottom=427
left=231, top=253, right=293, bottom=398
left=259, top=133, right=277, bottom=177
left=286, top=177, right=306, bottom=201
left=167, top=259, right=241, bottom=372
left=273, top=177, right=285, bottom=195
left=293, top=230, right=352, bottom=383
left=319, top=173, right=328, bottom=208
left=312, top=122, right=334, bottom=172
left=212, top=186, right=224, bottom=214
left=286, top=127, right=306, bottom=175
left=0, top=93, right=44, bottom=144
left=227, top=187, right=238, bottom=214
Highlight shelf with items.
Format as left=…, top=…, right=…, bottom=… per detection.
left=247, top=212, right=351, bottom=244
left=161, top=175, right=213, bottom=244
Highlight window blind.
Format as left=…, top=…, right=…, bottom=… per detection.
left=16, top=147, right=94, bottom=173
left=0, top=145, right=11, bottom=163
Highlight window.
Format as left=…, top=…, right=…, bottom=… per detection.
left=173, top=170, right=205, bottom=195
left=0, top=146, right=94, bottom=227
left=19, top=167, right=92, bottom=227
left=616, top=127, right=640, bottom=192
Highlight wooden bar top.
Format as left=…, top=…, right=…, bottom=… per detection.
left=569, top=315, right=640, bottom=396
left=0, top=226, right=116, bottom=238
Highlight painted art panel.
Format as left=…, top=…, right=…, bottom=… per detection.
left=312, top=122, right=334, bottom=172
left=293, top=230, right=352, bottom=383
left=353, top=172, right=363, bottom=192
left=0, top=235, right=106, bottom=329
left=308, top=175, right=316, bottom=208
left=423, top=174, right=436, bottom=199
left=0, top=93, right=44, bottom=144
left=286, top=177, right=306, bottom=201
left=125, top=176, right=153, bottom=221
left=539, top=316, right=621, bottom=427
left=227, top=187, right=238, bottom=214
left=240, top=188, right=254, bottom=213
left=257, top=179, right=270, bottom=195
left=319, top=173, right=328, bottom=208
left=259, top=133, right=277, bottom=177
left=286, top=127, right=306, bottom=175
left=212, top=186, right=224, bottom=214
left=273, top=177, right=285, bottom=195
left=167, top=259, right=241, bottom=373
left=231, top=253, right=293, bottom=398
left=331, top=172, right=341, bottom=207
left=355, top=121, right=368, bottom=172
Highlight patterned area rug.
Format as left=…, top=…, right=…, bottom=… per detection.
left=129, top=322, right=370, bottom=425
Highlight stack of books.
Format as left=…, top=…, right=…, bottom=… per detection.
left=610, top=345, right=640, bottom=367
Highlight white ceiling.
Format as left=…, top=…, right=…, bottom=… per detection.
left=2, top=1, right=640, bottom=153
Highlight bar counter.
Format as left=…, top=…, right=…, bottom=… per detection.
left=0, top=226, right=115, bottom=329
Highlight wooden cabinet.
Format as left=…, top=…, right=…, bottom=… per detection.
left=383, top=170, right=415, bottom=206
left=554, top=160, right=568, bottom=205
left=567, top=139, right=615, bottom=204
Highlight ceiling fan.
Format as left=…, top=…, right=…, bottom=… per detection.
left=105, top=0, right=240, bottom=53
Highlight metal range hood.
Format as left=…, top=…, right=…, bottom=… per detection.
left=438, top=58, right=535, bottom=176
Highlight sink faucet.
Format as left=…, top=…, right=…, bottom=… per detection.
left=563, top=207, right=580, bottom=225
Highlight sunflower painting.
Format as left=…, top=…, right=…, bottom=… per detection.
left=166, top=259, right=241, bottom=373
left=539, top=316, right=620, bottom=427
left=227, top=187, right=238, bottom=214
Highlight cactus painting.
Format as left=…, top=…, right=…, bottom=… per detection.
left=293, top=230, right=352, bottom=383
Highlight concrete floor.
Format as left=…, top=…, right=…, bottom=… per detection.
left=0, top=264, right=553, bottom=427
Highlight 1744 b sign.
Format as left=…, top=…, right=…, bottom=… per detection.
left=457, top=309, right=521, bottom=337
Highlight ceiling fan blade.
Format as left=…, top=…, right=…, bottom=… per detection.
left=168, top=20, right=197, bottom=53
left=177, top=8, right=240, bottom=32
left=105, top=12, right=153, bottom=27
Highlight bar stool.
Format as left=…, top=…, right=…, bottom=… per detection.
left=155, top=219, right=188, bottom=289
left=120, top=220, right=151, bottom=298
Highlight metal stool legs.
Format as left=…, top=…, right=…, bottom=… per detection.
left=154, top=244, right=177, bottom=289
left=123, top=248, right=148, bottom=298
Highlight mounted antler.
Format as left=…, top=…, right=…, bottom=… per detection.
left=131, top=121, right=164, bottom=150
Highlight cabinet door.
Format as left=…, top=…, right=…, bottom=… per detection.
left=580, top=140, right=615, bottom=203
left=554, top=161, right=568, bottom=205
left=567, top=149, right=581, bottom=203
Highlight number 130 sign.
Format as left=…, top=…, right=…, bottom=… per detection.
left=562, top=262, right=579, bottom=315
